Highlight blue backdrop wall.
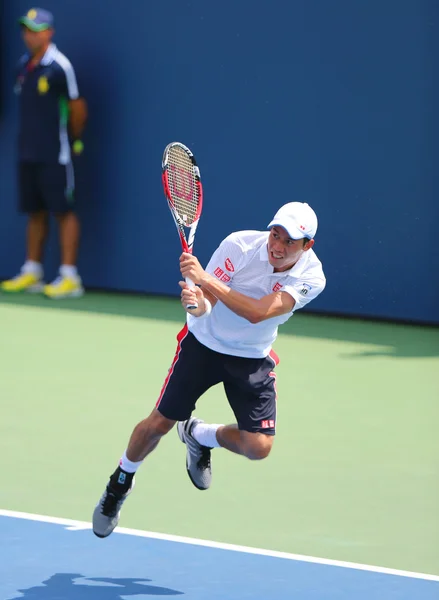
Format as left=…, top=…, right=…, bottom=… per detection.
left=1, top=0, right=438, bottom=323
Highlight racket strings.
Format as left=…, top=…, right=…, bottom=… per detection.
left=167, top=147, right=200, bottom=225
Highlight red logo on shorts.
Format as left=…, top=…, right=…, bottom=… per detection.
left=225, top=258, right=234, bottom=272
left=261, top=420, right=275, bottom=429
left=214, top=267, right=224, bottom=278
left=272, top=282, right=282, bottom=292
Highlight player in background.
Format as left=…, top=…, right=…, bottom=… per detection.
left=1, top=8, right=87, bottom=298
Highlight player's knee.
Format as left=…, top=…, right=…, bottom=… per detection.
left=137, top=410, right=175, bottom=439
left=242, top=433, right=274, bottom=460
left=30, top=210, right=48, bottom=222
left=54, top=210, right=74, bottom=222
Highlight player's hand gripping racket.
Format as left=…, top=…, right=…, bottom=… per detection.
left=162, top=142, right=203, bottom=310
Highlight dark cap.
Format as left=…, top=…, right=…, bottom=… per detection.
left=19, top=8, right=54, bottom=32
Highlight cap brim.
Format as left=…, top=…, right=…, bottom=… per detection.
left=267, top=220, right=307, bottom=240
left=19, top=17, right=51, bottom=31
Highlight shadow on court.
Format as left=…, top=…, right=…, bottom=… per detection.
left=0, top=290, right=438, bottom=358
left=9, top=573, right=184, bottom=598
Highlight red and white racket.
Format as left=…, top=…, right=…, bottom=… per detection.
left=162, top=142, right=203, bottom=309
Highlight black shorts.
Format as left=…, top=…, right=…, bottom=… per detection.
left=18, top=161, right=76, bottom=214
left=156, top=325, right=279, bottom=435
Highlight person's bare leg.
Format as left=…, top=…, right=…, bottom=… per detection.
left=216, top=425, right=273, bottom=460
left=107, top=408, right=176, bottom=492
left=125, top=409, right=176, bottom=462
left=179, top=420, right=274, bottom=493
left=92, top=409, right=176, bottom=538
left=26, top=211, right=49, bottom=263
left=56, top=211, right=80, bottom=266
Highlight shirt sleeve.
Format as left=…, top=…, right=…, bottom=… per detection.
left=54, top=57, right=79, bottom=100
left=283, top=275, right=326, bottom=312
left=205, top=234, right=247, bottom=285
left=14, top=55, right=28, bottom=89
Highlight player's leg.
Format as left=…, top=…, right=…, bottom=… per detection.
left=221, top=352, right=277, bottom=458
left=93, top=325, right=221, bottom=538
left=27, top=210, right=49, bottom=264
left=1, top=162, right=47, bottom=292
left=57, top=210, right=80, bottom=266
left=40, top=161, right=83, bottom=299
left=92, top=408, right=175, bottom=539
left=216, top=424, right=274, bottom=459
left=182, top=352, right=278, bottom=462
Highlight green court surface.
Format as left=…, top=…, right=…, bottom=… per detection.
left=0, top=292, right=438, bottom=576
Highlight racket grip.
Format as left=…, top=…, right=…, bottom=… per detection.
left=185, top=277, right=198, bottom=310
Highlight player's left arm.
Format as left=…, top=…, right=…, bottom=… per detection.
left=180, top=253, right=295, bottom=323
left=204, top=276, right=294, bottom=323
left=68, top=97, right=88, bottom=140
left=56, top=58, right=88, bottom=142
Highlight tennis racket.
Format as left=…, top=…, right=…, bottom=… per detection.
left=162, top=142, right=203, bottom=309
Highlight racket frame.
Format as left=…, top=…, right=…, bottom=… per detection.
left=162, top=142, right=203, bottom=309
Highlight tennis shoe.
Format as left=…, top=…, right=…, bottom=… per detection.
left=44, top=275, right=84, bottom=299
left=92, top=478, right=135, bottom=538
left=1, top=272, right=44, bottom=293
left=177, top=417, right=212, bottom=490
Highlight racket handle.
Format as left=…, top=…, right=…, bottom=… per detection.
left=185, top=277, right=198, bottom=310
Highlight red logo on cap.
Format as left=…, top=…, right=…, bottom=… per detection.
left=299, top=225, right=305, bottom=230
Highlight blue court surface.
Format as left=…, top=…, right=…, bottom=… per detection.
left=1, top=512, right=438, bottom=600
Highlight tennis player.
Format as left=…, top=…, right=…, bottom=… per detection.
left=93, top=201, right=326, bottom=538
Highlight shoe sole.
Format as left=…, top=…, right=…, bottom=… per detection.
left=93, top=530, right=107, bottom=539
left=92, top=479, right=135, bottom=539
left=177, top=420, right=209, bottom=491
left=1, top=283, right=45, bottom=294
left=44, top=288, right=85, bottom=300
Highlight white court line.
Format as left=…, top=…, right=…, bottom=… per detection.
left=1, top=508, right=438, bottom=583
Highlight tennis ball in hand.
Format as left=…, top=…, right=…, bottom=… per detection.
left=72, top=140, right=84, bottom=155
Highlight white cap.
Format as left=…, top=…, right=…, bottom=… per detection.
left=267, top=202, right=318, bottom=239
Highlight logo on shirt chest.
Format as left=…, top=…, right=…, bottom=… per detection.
left=272, top=282, right=283, bottom=292
left=225, top=258, right=234, bottom=272
left=37, top=76, right=50, bottom=94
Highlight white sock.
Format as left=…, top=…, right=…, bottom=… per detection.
left=192, top=423, right=222, bottom=448
left=119, top=450, right=143, bottom=473
left=60, top=264, right=79, bottom=281
left=22, top=260, right=43, bottom=278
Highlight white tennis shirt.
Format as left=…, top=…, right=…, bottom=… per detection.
left=187, top=230, right=326, bottom=358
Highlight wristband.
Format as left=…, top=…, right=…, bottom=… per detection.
left=197, top=298, right=212, bottom=319
left=72, top=140, right=84, bottom=155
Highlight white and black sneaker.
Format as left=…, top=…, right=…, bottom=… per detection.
left=177, top=417, right=212, bottom=490
left=92, top=478, right=135, bottom=538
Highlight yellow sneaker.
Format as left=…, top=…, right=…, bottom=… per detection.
left=1, top=272, right=44, bottom=293
left=43, top=276, right=84, bottom=299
